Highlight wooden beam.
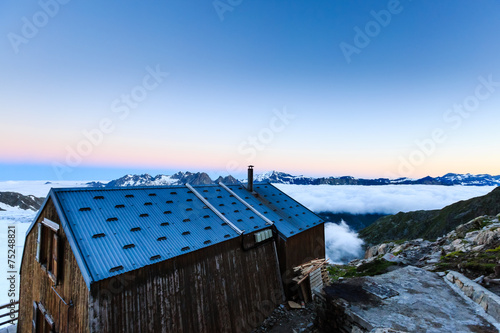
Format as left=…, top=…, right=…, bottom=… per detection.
left=42, top=218, right=59, bottom=232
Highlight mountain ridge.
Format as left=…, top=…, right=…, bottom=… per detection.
left=87, top=171, right=500, bottom=188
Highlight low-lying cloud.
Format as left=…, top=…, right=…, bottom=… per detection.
left=324, top=221, right=364, bottom=264
left=276, top=184, right=496, bottom=215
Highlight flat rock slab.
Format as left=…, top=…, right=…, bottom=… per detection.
left=325, top=266, right=499, bottom=333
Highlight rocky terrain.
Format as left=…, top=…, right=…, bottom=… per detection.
left=347, top=213, right=500, bottom=290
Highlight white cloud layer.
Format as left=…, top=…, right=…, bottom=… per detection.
left=276, top=185, right=496, bottom=214
left=324, top=221, right=364, bottom=264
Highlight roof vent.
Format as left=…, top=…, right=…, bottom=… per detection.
left=234, top=210, right=239, bottom=213
left=164, top=211, right=172, bottom=214
left=166, top=200, right=173, bottom=204
left=216, top=189, right=221, bottom=192
left=204, top=240, right=211, bottom=245
left=219, top=203, right=224, bottom=207
left=125, top=194, right=134, bottom=198
left=109, top=266, right=123, bottom=272
left=123, top=244, right=135, bottom=249
left=186, top=199, right=193, bottom=202
left=229, top=194, right=234, bottom=197
left=237, top=219, right=242, bottom=222
left=204, top=226, right=212, bottom=230
left=93, top=196, right=104, bottom=200
left=144, top=202, right=152, bottom=206
left=221, top=223, right=227, bottom=226
left=139, top=214, right=149, bottom=218
left=249, top=216, right=255, bottom=219
left=254, top=226, right=259, bottom=229
left=170, top=192, right=177, bottom=195
left=224, top=234, right=231, bottom=238
left=203, top=215, right=210, bottom=219
left=181, top=246, right=190, bottom=251
left=157, top=236, right=167, bottom=241
left=232, top=202, right=236, bottom=205
left=130, top=227, right=141, bottom=232
left=186, top=208, right=193, bottom=211
left=183, top=219, right=190, bottom=222
left=79, top=207, right=91, bottom=212
left=107, top=217, right=118, bottom=222
left=217, top=196, right=222, bottom=198
left=149, top=193, right=157, bottom=196
left=203, top=189, right=208, bottom=192
left=160, top=222, right=169, bottom=226
left=150, top=255, right=161, bottom=260
left=187, top=190, right=193, bottom=193
left=182, top=231, right=191, bottom=235
left=92, top=233, right=105, bottom=238
left=115, top=204, right=125, bottom=209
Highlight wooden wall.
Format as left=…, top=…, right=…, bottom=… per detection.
left=88, top=236, right=283, bottom=333
left=18, top=197, right=89, bottom=333
left=277, top=224, right=325, bottom=297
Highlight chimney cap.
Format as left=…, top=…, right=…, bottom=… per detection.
left=248, top=165, right=254, bottom=169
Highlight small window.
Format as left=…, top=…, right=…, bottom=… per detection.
left=36, top=222, right=61, bottom=285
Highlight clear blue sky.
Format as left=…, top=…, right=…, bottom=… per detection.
left=1, top=0, right=500, bottom=181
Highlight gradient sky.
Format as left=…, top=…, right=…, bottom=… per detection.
left=1, top=0, right=500, bottom=181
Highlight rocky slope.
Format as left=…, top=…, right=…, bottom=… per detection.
left=350, top=213, right=500, bottom=284
left=359, top=186, right=500, bottom=246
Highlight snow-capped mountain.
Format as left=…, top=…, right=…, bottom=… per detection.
left=247, top=171, right=500, bottom=186
left=89, top=171, right=500, bottom=188
left=89, top=172, right=240, bottom=188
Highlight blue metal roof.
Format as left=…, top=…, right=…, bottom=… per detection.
left=27, top=183, right=323, bottom=288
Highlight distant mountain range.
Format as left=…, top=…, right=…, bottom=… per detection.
left=86, top=171, right=500, bottom=188
left=0, top=192, right=45, bottom=211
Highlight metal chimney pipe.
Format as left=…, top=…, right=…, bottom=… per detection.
left=248, top=165, right=254, bottom=192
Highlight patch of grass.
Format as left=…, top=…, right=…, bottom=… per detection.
left=357, top=259, right=396, bottom=276
left=443, top=251, right=465, bottom=259
left=486, top=245, right=500, bottom=253
left=327, top=259, right=396, bottom=282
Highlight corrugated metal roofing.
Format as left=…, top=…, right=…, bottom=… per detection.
left=36, top=183, right=323, bottom=288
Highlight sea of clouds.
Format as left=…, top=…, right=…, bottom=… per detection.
left=275, top=185, right=497, bottom=263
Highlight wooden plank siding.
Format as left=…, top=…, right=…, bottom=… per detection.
left=18, top=197, right=89, bottom=333
left=88, top=236, right=283, bottom=333
left=277, top=224, right=325, bottom=298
